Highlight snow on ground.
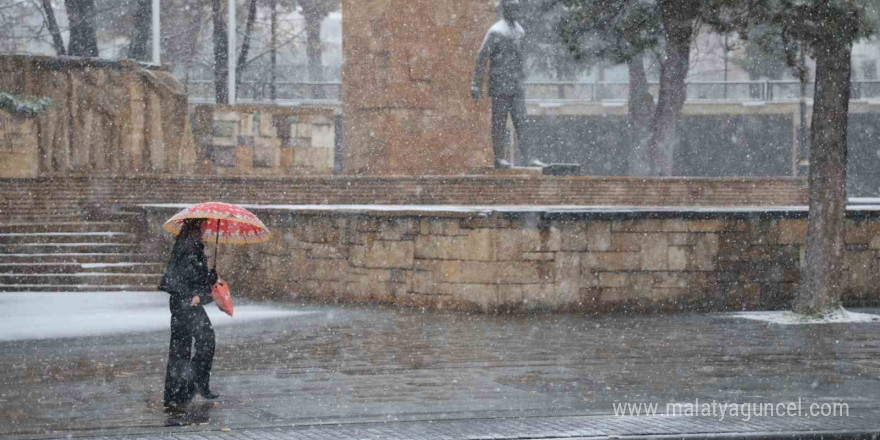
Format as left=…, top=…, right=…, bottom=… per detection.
left=0, top=272, right=158, bottom=277
left=0, top=291, right=312, bottom=341
left=0, top=262, right=159, bottom=269
left=0, top=253, right=132, bottom=257
left=79, top=262, right=151, bottom=268
left=0, top=232, right=128, bottom=236
left=725, top=308, right=880, bottom=325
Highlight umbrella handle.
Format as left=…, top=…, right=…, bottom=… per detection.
left=212, top=218, right=220, bottom=271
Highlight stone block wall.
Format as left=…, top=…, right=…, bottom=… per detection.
left=139, top=207, right=880, bottom=313
left=0, top=112, right=38, bottom=178
left=192, top=105, right=337, bottom=176
left=0, top=55, right=194, bottom=176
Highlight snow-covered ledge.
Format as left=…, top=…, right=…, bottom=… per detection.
left=138, top=202, right=880, bottom=218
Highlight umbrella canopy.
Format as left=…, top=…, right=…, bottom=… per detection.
left=163, top=202, right=270, bottom=244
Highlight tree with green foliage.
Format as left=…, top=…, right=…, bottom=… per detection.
left=519, top=0, right=584, bottom=82
left=734, top=31, right=790, bottom=81
left=560, top=0, right=717, bottom=176
left=0, top=93, right=52, bottom=119
left=714, top=0, right=879, bottom=315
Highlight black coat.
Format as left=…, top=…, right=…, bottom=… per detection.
left=159, top=233, right=217, bottom=306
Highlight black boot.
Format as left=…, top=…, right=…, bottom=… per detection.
left=197, top=388, right=220, bottom=399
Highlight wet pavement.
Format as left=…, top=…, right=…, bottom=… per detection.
left=1, top=293, right=880, bottom=439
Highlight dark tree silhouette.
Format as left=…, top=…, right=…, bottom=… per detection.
left=41, top=0, right=67, bottom=55
left=128, top=0, right=152, bottom=61
left=297, top=0, right=339, bottom=98
left=235, top=0, right=259, bottom=92
left=212, top=0, right=229, bottom=104
left=65, top=0, right=99, bottom=57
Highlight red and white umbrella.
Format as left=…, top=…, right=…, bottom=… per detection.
left=163, top=202, right=270, bottom=245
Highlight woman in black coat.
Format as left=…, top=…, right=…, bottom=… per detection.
left=159, top=218, right=219, bottom=408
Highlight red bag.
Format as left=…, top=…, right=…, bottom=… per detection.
left=211, top=278, right=233, bottom=317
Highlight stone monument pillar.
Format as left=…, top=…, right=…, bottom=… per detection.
left=342, top=0, right=495, bottom=175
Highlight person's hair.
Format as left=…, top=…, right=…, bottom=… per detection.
left=178, top=218, right=204, bottom=242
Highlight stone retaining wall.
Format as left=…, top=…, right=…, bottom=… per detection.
left=139, top=206, right=880, bottom=313
left=0, top=55, right=194, bottom=176
left=192, top=104, right=338, bottom=176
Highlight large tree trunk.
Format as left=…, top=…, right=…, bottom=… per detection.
left=270, top=0, right=278, bottom=101
left=627, top=56, right=652, bottom=124
left=65, top=0, right=99, bottom=57
left=212, top=0, right=229, bottom=104
left=41, top=0, right=66, bottom=56
left=303, top=10, right=324, bottom=99
left=627, top=55, right=655, bottom=175
left=646, top=12, right=691, bottom=176
left=128, top=0, right=152, bottom=61
left=235, top=0, right=259, bottom=94
left=648, top=33, right=691, bottom=176
left=795, top=39, right=853, bottom=315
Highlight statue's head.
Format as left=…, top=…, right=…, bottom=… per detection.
left=501, top=0, right=522, bottom=22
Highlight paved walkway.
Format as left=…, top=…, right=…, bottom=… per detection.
left=1, top=293, right=879, bottom=439
left=69, top=414, right=880, bottom=440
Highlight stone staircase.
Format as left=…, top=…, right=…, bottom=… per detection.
left=0, top=220, right=165, bottom=292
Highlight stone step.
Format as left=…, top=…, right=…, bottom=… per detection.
left=0, top=243, right=137, bottom=254
left=0, top=253, right=163, bottom=264
left=0, top=211, right=85, bottom=219
left=0, top=262, right=165, bottom=274
left=0, top=273, right=162, bottom=286
left=0, top=205, right=84, bottom=210
left=0, top=232, right=135, bottom=245
left=0, top=222, right=132, bottom=234
left=0, top=198, right=166, bottom=291
left=0, top=210, right=85, bottom=216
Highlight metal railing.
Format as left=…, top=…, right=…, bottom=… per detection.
left=184, top=79, right=342, bottom=104
left=526, top=79, right=880, bottom=102
left=184, top=79, right=880, bottom=104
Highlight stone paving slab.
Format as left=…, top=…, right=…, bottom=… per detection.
left=3, top=296, right=880, bottom=439
left=61, top=414, right=880, bottom=440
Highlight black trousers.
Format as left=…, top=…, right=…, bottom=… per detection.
left=491, top=94, right=528, bottom=165
left=164, top=300, right=215, bottom=405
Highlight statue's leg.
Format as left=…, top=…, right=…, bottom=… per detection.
left=510, top=94, right=529, bottom=164
left=491, top=96, right=511, bottom=167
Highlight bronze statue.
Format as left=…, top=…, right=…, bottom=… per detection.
left=471, top=0, right=542, bottom=168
